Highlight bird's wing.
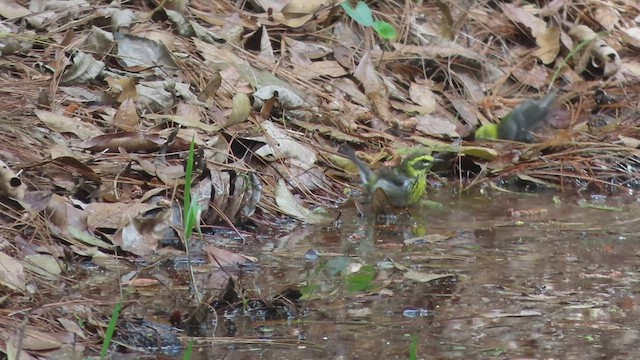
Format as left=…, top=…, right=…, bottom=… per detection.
left=338, top=144, right=376, bottom=184
left=376, top=167, right=409, bottom=187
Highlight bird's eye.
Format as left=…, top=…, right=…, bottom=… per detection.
left=415, top=159, right=432, bottom=169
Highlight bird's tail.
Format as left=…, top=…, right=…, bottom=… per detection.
left=537, top=89, right=559, bottom=111
left=338, top=144, right=376, bottom=185
left=522, top=88, right=559, bottom=133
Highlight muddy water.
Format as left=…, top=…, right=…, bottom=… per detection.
left=198, top=191, right=640, bottom=360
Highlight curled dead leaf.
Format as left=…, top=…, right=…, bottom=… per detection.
left=569, top=25, right=621, bottom=79
left=0, top=160, right=26, bottom=200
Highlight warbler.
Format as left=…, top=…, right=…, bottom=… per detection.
left=339, top=145, right=436, bottom=213
left=475, top=89, right=558, bottom=143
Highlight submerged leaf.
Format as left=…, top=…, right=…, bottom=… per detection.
left=403, top=270, right=456, bottom=283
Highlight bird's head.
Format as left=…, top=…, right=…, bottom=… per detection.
left=401, top=152, right=436, bottom=177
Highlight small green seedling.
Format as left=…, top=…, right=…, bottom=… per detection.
left=341, top=1, right=398, bottom=41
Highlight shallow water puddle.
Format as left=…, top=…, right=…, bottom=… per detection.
left=202, top=192, right=640, bottom=360
left=91, top=192, right=640, bottom=359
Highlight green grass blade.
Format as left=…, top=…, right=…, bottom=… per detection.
left=409, top=333, right=418, bottom=360
left=183, top=338, right=194, bottom=359
left=100, top=300, right=123, bottom=359
left=183, top=140, right=196, bottom=238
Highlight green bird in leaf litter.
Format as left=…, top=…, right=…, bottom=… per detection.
left=339, top=145, right=437, bottom=214
left=476, top=89, right=558, bottom=143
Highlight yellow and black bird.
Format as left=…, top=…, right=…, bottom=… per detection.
left=339, top=145, right=436, bottom=213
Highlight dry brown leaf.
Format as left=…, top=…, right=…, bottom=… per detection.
left=500, top=3, right=547, bottom=38
left=41, top=194, right=114, bottom=250
left=409, top=83, right=437, bottom=114
left=48, top=144, right=77, bottom=159
left=254, top=120, right=317, bottom=167
left=105, top=76, right=138, bottom=102
left=392, top=42, right=480, bottom=61
left=51, top=157, right=101, bottom=183
left=253, top=0, right=286, bottom=12
left=618, top=135, right=640, bottom=148
left=501, top=3, right=561, bottom=64
left=23, top=254, right=63, bottom=280
left=6, top=331, right=37, bottom=360
left=623, top=61, right=640, bottom=78
left=114, top=98, right=139, bottom=130
left=224, top=174, right=247, bottom=221
left=282, top=0, right=334, bottom=13
left=511, top=62, right=550, bottom=89
left=594, top=6, right=620, bottom=31
left=533, top=26, right=560, bottom=64
left=0, top=251, right=26, bottom=292
left=191, top=8, right=253, bottom=29
left=264, top=0, right=337, bottom=27
left=354, top=51, right=385, bottom=95
left=253, top=85, right=309, bottom=109
left=368, top=91, right=391, bottom=122
left=0, top=0, right=30, bottom=19
left=267, top=159, right=327, bottom=192
left=44, top=194, right=88, bottom=237
left=274, top=178, right=329, bottom=224
left=257, top=25, right=275, bottom=62
left=57, top=318, right=86, bottom=340
left=112, top=200, right=174, bottom=256
left=330, top=78, right=369, bottom=106
left=414, top=115, right=459, bottom=138
left=144, top=113, right=218, bottom=133
left=448, top=68, right=486, bottom=103
left=125, top=277, right=160, bottom=287
left=85, top=202, right=157, bottom=230
left=164, top=0, right=188, bottom=13
left=295, top=60, right=348, bottom=80
left=34, top=109, right=103, bottom=140
left=441, top=93, right=481, bottom=128
left=114, top=32, right=177, bottom=69
left=133, top=29, right=177, bottom=51
left=20, top=191, right=53, bottom=213
left=20, top=326, right=66, bottom=350
left=621, top=27, right=640, bottom=48
left=285, top=37, right=333, bottom=59
left=290, top=120, right=362, bottom=143
left=78, top=132, right=165, bottom=152
left=203, top=245, right=253, bottom=268
left=197, top=72, right=222, bottom=102
left=210, top=168, right=230, bottom=215
left=155, top=163, right=185, bottom=187
left=390, top=100, right=429, bottom=114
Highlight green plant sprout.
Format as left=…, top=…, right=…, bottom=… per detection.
left=100, top=301, right=122, bottom=359
left=341, top=1, right=398, bottom=41
left=183, top=139, right=203, bottom=303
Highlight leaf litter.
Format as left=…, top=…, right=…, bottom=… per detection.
left=0, top=0, right=640, bottom=358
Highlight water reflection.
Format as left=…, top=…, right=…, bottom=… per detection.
left=225, top=192, right=640, bottom=359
